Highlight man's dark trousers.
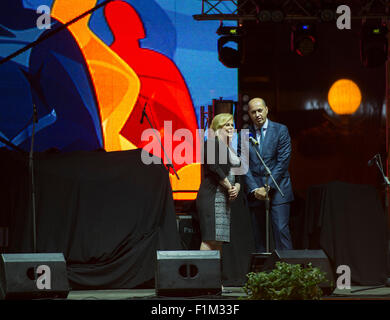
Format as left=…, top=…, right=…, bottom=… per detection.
left=250, top=201, right=292, bottom=252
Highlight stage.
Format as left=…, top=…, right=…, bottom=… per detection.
left=62, top=286, right=390, bottom=300
left=1, top=147, right=389, bottom=301
left=1, top=1, right=390, bottom=304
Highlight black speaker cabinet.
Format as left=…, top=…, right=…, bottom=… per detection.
left=0, top=253, right=69, bottom=300
left=248, top=252, right=272, bottom=273
left=156, top=250, right=221, bottom=297
left=262, top=249, right=335, bottom=296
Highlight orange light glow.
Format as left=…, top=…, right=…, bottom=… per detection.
left=328, top=79, right=362, bottom=115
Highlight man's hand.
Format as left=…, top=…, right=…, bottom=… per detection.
left=254, top=186, right=269, bottom=200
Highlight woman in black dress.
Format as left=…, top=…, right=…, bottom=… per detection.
left=196, top=113, right=241, bottom=257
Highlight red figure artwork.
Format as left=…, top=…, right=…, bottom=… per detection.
left=105, top=1, right=199, bottom=172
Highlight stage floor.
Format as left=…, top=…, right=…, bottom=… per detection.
left=66, top=286, right=390, bottom=300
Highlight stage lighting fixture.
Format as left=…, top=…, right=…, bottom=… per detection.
left=217, top=25, right=242, bottom=68
left=271, top=10, right=284, bottom=23
left=320, top=9, right=335, bottom=22
left=291, top=24, right=317, bottom=57
left=258, top=10, right=271, bottom=22
left=257, top=9, right=284, bottom=23
left=217, top=25, right=242, bottom=36
left=360, top=22, right=388, bottom=68
left=218, top=37, right=240, bottom=68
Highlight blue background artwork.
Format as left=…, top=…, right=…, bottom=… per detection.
left=0, top=0, right=238, bottom=151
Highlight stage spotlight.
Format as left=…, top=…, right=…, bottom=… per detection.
left=218, top=37, right=240, bottom=68
left=258, top=10, right=271, bottom=22
left=320, top=9, right=335, bottom=22
left=217, top=25, right=241, bottom=36
left=291, top=24, right=317, bottom=57
left=258, top=9, right=284, bottom=23
left=217, top=25, right=242, bottom=68
left=360, top=22, right=388, bottom=68
left=271, top=10, right=284, bottom=23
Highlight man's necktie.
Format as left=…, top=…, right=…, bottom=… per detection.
left=259, top=127, right=264, bottom=154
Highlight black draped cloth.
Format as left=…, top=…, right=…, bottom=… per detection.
left=0, top=148, right=181, bottom=289
left=221, top=192, right=256, bottom=286
left=304, top=181, right=388, bottom=285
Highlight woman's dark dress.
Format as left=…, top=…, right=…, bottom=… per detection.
left=196, top=137, right=240, bottom=243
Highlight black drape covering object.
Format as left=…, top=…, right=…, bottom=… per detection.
left=304, top=181, right=388, bottom=286
left=0, top=148, right=181, bottom=289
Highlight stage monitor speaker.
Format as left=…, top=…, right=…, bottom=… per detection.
left=262, top=249, right=335, bottom=296
left=0, top=253, right=69, bottom=300
left=248, top=252, right=272, bottom=273
left=156, top=250, right=221, bottom=297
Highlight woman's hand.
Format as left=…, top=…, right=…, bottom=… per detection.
left=219, top=177, right=232, bottom=191
left=228, top=183, right=240, bottom=201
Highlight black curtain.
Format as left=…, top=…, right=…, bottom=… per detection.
left=222, top=191, right=256, bottom=286
left=304, top=181, right=388, bottom=285
left=183, top=192, right=256, bottom=287
left=0, top=148, right=181, bottom=289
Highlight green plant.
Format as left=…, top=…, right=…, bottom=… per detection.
left=242, top=261, right=329, bottom=300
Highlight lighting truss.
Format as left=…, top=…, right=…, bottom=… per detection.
left=193, top=0, right=390, bottom=21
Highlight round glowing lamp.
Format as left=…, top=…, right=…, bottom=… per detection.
left=328, top=79, right=362, bottom=115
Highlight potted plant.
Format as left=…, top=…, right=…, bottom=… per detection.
left=242, top=261, right=330, bottom=300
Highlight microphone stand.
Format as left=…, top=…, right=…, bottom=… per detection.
left=373, top=154, right=390, bottom=287
left=0, top=0, right=115, bottom=66
left=250, top=138, right=284, bottom=253
left=141, top=104, right=179, bottom=180
left=375, top=155, right=390, bottom=189
left=29, top=104, right=38, bottom=253
left=352, top=155, right=390, bottom=293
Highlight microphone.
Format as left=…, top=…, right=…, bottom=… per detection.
left=33, top=104, right=38, bottom=123
left=368, top=154, right=379, bottom=167
left=140, top=101, right=147, bottom=124
left=249, top=133, right=258, bottom=145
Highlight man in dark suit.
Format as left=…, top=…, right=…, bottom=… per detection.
left=242, top=97, right=294, bottom=252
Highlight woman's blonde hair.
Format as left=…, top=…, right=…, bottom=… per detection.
left=210, top=113, right=234, bottom=132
